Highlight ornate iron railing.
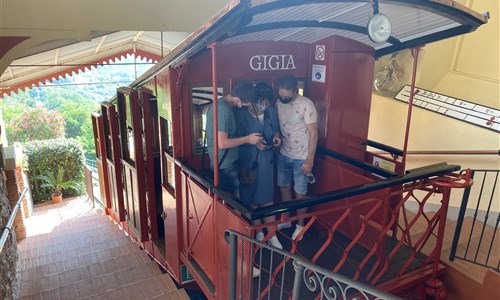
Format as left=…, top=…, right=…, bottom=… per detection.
left=219, top=168, right=472, bottom=299
left=226, top=229, right=402, bottom=300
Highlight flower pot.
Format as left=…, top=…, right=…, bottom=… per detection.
left=51, top=193, right=63, bottom=203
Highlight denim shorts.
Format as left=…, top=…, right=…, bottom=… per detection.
left=277, top=153, right=308, bottom=195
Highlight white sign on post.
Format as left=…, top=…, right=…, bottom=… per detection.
left=311, top=64, right=326, bottom=83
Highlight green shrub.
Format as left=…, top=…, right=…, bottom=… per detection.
left=23, top=138, right=85, bottom=203
left=7, top=107, right=65, bottom=142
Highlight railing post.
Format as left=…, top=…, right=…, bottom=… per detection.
left=228, top=232, right=238, bottom=300
left=449, top=170, right=475, bottom=261
left=292, top=259, right=304, bottom=300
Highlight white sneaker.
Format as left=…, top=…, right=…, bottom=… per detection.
left=267, top=235, right=283, bottom=249
left=252, top=266, right=261, bottom=278
left=277, top=221, right=292, bottom=230
left=291, top=225, right=304, bottom=241
left=256, top=231, right=265, bottom=242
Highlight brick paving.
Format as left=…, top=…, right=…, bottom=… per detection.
left=16, top=196, right=189, bottom=300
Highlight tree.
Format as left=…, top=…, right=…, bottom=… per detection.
left=7, top=107, right=65, bottom=142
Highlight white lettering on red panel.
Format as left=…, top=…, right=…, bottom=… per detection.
left=249, top=55, right=296, bottom=71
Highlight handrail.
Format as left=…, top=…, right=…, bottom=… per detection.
left=214, top=162, right=461, bottom=220
left=317, top=146, right=398, bottom=178
left=226, top=229, right=403, bottom=300
left=364, top=139, right=404, bottom=157
left=406, top=150, right=500, bottom=156
left=0, top=187, right=28, bottom=254
left=372, top=149, right=500, bottom=156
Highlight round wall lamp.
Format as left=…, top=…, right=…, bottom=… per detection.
left=367, top=13, right=392, bottom=43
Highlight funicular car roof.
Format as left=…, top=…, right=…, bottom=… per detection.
left=134, top=0, right=488, bottom=87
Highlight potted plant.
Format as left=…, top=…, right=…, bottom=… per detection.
left=36, top=167, right=82, bottom=203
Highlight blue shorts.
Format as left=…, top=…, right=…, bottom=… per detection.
left=277, top=154, right=308, bottom=195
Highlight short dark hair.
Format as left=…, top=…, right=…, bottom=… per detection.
left=230, top=82, right=255, bottom=103
left=254, top=82, right=274, bottom=103
left=277, top=75, right=298, bottom=91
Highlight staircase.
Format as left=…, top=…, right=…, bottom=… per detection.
left=16, top=196, right=189, bottom=300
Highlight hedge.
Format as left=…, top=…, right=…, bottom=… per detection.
left=23, top=138, right=85, bottom=203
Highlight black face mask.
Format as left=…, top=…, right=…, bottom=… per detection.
left=278, top=95, right=293, bottom=104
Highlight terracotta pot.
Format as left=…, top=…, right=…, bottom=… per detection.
left=51, top=193, right=63, bottom=203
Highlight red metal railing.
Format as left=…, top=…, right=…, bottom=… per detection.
left=250, top=169, right=472, bottom=299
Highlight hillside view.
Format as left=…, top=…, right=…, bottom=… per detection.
left=1, top=55, right=153, bottom=159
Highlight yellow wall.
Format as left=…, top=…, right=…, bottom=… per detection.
left=368, top=0, right=499, bottom=211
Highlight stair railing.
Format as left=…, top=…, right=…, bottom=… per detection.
left=449, top=169, right=500, bottom=272
left=226, top=229, right=403, bottom=300
left=0, top=187, right=28, bottom=253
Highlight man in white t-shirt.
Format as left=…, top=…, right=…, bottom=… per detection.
left=275, top=75, right=318, bottom=242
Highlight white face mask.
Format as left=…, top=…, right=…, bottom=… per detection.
left=254, top=103, right=268, bottom=111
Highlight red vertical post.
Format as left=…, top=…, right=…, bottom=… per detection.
left=209, top=43, right=219, bottom=187
left=401, top=46, right=422, bottom=170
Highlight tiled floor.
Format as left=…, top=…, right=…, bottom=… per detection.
left=16, top=196, right=189, bottom=300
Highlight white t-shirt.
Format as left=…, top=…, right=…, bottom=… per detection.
left=276, top=95, right=317, bottom=160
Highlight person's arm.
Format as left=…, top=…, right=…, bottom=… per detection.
left=269, top=107, right=281, bottom=147
left=218, top=131, right=262, bottom=149
left=301, top=122, right=318, bottom=174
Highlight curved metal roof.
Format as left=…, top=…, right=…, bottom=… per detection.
left=0, top=31, right=189, bottom=98
left=135, top=0, right=488, bottom=86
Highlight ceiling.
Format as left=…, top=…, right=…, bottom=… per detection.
left=0, top=31, right=190, bottom=97
left=0, top=0, right=231, bottom=98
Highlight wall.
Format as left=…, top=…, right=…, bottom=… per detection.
left=0, top=170, right=20, bottom=300
left=368, top=0, right=499, bottom=213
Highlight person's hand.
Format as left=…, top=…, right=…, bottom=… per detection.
left=247, top=133, right=263, bottom=145
left=256, top=141, right=266, bottom=151
left=301, top=158, right=314, bottom=174
left=272, top=136, right=281, bottom=147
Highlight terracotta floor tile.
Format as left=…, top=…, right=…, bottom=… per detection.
left=19, top=279, right=34, bottom=297
left=94, top=287, right=127, bottom=300
left=154, top=274, right=178, bottom=293
left=135, top=276, right=163, bottom=299
left=41, top=287, right=60, bottom=300
left=62, top=257, right=79, bottom=271
left=18, top=196, right=185, bottom=300
left=123, top=281, right=150, bottom=300
left=95, top=248, right=114, bottom=262
left=100, top=258, right=119, bottom=275
left=39, top=273, right=60, bottom=291
left=57, top=282, right=78, bottom=300
left=99, top=272, right=122, bottom=291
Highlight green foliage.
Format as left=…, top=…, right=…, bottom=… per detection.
left=7, top=107, right=65, bottom=142
left=24, top=138, right=85, bottom=203
left=2, top=56, right=153, bottom=159
left=36, top=167, right=82, bottom=196
left=55, top=96, right=99, bottom=157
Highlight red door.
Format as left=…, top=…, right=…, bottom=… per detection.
left=116, top=88, right=148, bottom=242
left=90, top=112, right=111, bottom=211
left=101, top=102, right=126, bottom=223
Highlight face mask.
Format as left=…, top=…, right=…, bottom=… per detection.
left=254, top=103, right=268, bottom=111
left=278, top=95, right=293, bottom=104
